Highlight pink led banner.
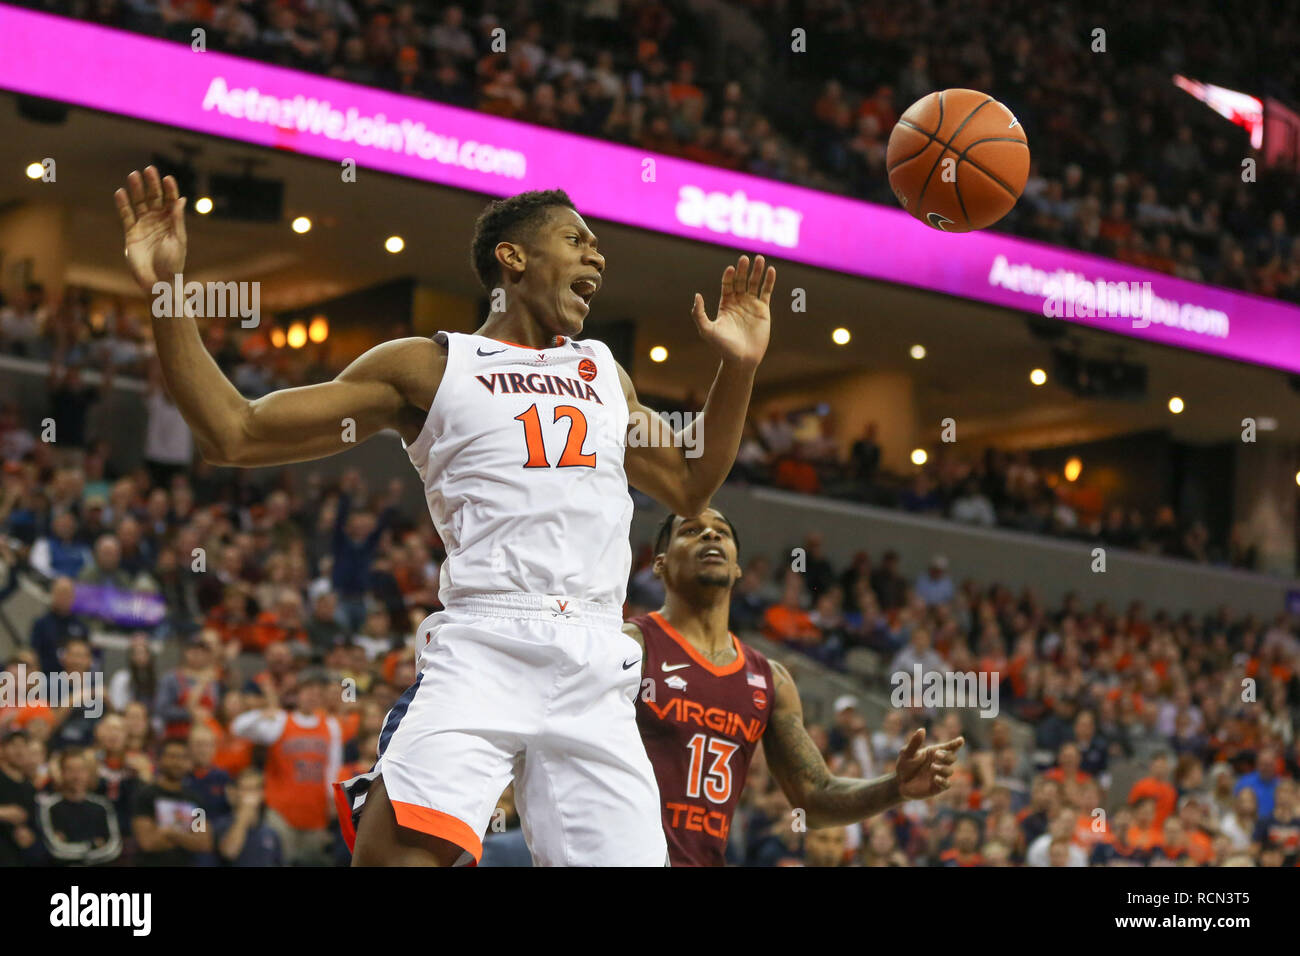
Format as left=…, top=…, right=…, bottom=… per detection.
left=2, top=5, right=1297, bottom=372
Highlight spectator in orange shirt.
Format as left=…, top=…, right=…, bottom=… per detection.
left=212, top=690, right=254, bottom=778
left=1044, top=741, right=1093, bottom=806
left=762, top=570, right=820, bottom=645
left=666, top=59, right=703, bottom=106
left=1125, top=796, right=1166, bottom=855
left=1175, top=794, right=1216, bottom=864
left=251, top=587, right=310, bottom=651
left=1128, top=751, right=1178, bottom=826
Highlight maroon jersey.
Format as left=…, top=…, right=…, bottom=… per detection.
left=631, top=611, right=773, bottom=866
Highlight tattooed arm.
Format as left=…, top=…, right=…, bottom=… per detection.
left=762, top=659, right=964, bottom=828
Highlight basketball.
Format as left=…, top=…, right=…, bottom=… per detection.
left=886, top=89, right=1030, bottom=232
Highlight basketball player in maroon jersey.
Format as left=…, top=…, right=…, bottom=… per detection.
left=626, top=509, right=964, bottom=866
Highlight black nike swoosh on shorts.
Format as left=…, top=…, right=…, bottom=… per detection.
left=477, top=346, right=507, bottom=356
left=623, top=658, right=640, bottom=670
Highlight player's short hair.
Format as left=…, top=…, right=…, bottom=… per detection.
left=470, top=189, right=577, bottom=291
left=653, top=511, right=740, bottom=560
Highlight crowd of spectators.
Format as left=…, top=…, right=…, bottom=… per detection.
left=627, top=525, right=1299, bottom=865
left=18, top=0, right=1300, bottom=301
left=0, top=283, right=348, bottom=394
left=732, top=412, right=1255, bottom=571
left=1, top=424, right=1295, bottom=865
left=3, top=289, right=1251, bottom=572
left=1, top=0, right=1295, bottom=863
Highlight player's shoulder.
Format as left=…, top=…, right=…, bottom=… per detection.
left=621, top=616, right=647, bottom=647
left=348, top=335, right=446, bottom=381
left=736, top=633, right=776, bottom=671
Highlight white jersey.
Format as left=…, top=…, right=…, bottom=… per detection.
left=403, top=331, right=633, bottom=608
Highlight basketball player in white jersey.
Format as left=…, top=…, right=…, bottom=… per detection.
left=114, top=167, right=775, bottom=866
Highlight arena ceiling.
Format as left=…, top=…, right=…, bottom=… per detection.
left=3, top=95, right=1299, bottom=448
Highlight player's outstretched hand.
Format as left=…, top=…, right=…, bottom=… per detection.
left=691, top=254, right=775, bottom=368
left=895, top=727, right=965, bottom=800
left=114, top=165, right=188, bottom=294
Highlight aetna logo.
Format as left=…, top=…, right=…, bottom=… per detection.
left=674, top=186, right=802, bottom=248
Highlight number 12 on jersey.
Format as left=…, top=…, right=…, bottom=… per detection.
left=514, top=403, right=596, bottom=469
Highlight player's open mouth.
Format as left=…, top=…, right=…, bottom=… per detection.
left=698, top=546, right=726, bottom=563
left=570, top=276, right=599, bottom=311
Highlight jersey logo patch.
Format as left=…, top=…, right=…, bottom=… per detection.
left=579, top=358, right=597, bottom=382
left=476, top=346, right=506, bottom=356
left=662, top=662, right=690, bottom=672
left=546, top=596, right=576, bottom=618
left=746, top=672, right=766, bottom=688
left=665, top=675, right=688, bottom=691
left=752, top=689, right=767, bottom=709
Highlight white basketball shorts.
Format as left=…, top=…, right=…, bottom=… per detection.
left=335, top=592, right=667, bottom=866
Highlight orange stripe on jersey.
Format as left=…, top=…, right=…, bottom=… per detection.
left=391, top=800, right=483, bottom=862
left=649, top=611, right=745, bottom=677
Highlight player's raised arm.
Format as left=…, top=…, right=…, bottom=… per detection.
left=619, top=254, right=775, bottom=516
left=762, top=660, right=964, bottom=828
left=115, top=166, right=440, bottom=468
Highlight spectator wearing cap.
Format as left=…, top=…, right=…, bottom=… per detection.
left=131, top=738, right=213, bottom=866
left=35, top=748, right=121, bottom=866
left=231, top=668, right=341, bottom=866
left=214, top=767, right=283, bottom=866
left=827, top=696, right=877, bottom=778
left=29, top=576, right=90, bottom=674
left=0, top=728, right=38, bottom=866
left=914, top=555, right=954, bottom=607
